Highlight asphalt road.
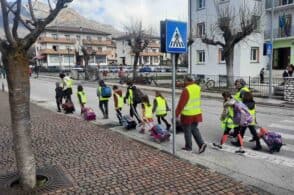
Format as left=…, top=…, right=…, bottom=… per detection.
left=1, top=76, right=294, bottom=194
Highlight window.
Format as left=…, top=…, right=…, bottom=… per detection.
left=76, top=35, right=81, bottom=40
left=65, top=34, right=70, bottom=40
left=97, top=36, right=102, bottom=41
left=154, top=56, right=159, bottom=63
left=86, top=35, right=91, bottom=41
left=97, top=47, right=102, bottom=52
left=50, top=55, right=61, bottom=63
left=52, top=45, right=59, bottom=51
left=250, top=47, right=260, bottom=62
left=197, top=23, right=205, bottom=37
left=66, top=45, right=71, bottom=50
left=152, top=49, right=157, bottom=52
left=197, top=50, right=205, bottom=64
left=52, top=34, right=58, bottom=40
left=197, top=0, right=205, bottom=9
left=252, top=16, right=261, bottom=32
left=279, top=14, right=292, bottom=37
left=218, top=48, right=225, bottom=64
left=280, top=0, right=293, bottom=6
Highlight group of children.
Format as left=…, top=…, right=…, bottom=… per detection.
left=213, top=80, right=261, bottom=154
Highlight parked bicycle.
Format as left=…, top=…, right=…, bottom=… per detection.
left=195, top=77, right=215, bottom=89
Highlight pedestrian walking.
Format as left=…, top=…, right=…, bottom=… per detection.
left=55, top=82, right=63, bottom=112
left=176, top=76, right=207, bottom=153
left=240, top=92, right=262, bottom=151
left=124, top=81, right=142, bottom=124
left=260, top=68, right=265, bottom=84
left=97, top=80, right=111, bottom=119
left=77, top=85, right=87, bottom=114
left=34, top=65, right=40, bottom=78
left=118, top=66, right=125, bottom=84
left=140, top=95, right=154, bottom=134
left=234, top=79, right=250, bottom=102
left=113, top=85, right=124, bottom=125
left=213, top=91, right=245, bottom=153
left=153, top=91, right=171, bottom=131
left=59, top=73, right=73, bottom=102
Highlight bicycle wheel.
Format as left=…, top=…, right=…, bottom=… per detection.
left=206, top=80, right=215, bottom=89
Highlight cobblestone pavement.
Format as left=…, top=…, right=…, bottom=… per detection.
left=0, top=93, right=268, bottom=195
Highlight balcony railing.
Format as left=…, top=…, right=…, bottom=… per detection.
left=38, top=37, right=76, bottom=44
left=82, top=39, right=112, bottom=46
left=264, top=27, right=294, bottom=39
left=266, top=0, right=294, bottom=10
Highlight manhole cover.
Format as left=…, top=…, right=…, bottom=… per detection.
left=0, top=165, right=73, bottom=195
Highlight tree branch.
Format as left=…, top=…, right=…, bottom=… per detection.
left=12, top=0, right=22, bottom=38
left=28, top=0, right=37, bottom=23
left=201, top=37, right=225, bottom=47
left=0, top=0, right=16, bottom=45
left=233, top=23, right=255, bottom=46
left=47, top=0, right=53, bottom=11
left=7, top=1, right=17, bottom=14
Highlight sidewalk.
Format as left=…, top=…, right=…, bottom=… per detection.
left=0, top=92, right=266, bottom=194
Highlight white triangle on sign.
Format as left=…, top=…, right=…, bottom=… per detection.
left=169, top=27, right=185, bottom=49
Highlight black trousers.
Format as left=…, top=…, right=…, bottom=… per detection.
left=130, top=103, right=141, bottom=123
left=240, top=125, right=261, bottom=146
left=116, top=108, right=123, bottom=124
left=157, top=115, right=170, bottom=128
left=56, top=97, right=62, bottom=111
left=99, top=100, right=108, bottom=117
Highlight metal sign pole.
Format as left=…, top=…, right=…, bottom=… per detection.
left=172, top=54, right=176, bottom=155
left=269, top=0, right=274, bottom=98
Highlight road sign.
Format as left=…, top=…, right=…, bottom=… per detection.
left=160, top=20, right=187, bottom=54
left=266, top=42, right=273, bottom=55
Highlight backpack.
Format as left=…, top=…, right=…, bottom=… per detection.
left=233, top=102, right=253, bottom=126
left=263, top=132, right=283, bottom=153
left=133, top=87, right=144, bottom=104
left=101, top=86, right=112, bottom=98
left=121, top=115, right=137, bottom=130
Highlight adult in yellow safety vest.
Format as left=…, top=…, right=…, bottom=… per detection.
left=153, top=91, right=171, bottom=130
left=113, top=85, right=124, bottom=125
left=240, top=92, right=262, bottom=151
left=97, top=80, right=110, bottom=119
left=59, top=73, right=73, bottom=101
left=124, top=80, right=142, bottom=124
left=77, top=85, right=87, bottom=114
left=175, top=76, right=207, bottom=153
left=234, top=79, right=250, bottom=102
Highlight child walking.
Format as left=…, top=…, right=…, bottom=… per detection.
left=113, top=85, right=124, bottom=125
left=55, top=82, right=63, bottom=112
left=77, top=85, right=87, bottom=114
left=140, top=95, right=154, bottom=134
left=153, top=91, right=171, bottom=130
left=213, top=91, right=245, bottom=154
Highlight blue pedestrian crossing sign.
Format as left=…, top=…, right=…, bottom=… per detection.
left=160, top=20, right=187, bottom=54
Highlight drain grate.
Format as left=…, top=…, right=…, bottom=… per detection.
left=0, top=165, right=73, bottom=195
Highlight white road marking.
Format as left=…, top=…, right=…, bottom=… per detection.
left=281, top=120, right=294, bottom=124
left=211, top=143, right=294, bottom=168
left=269, top=123, right=294, bottom=131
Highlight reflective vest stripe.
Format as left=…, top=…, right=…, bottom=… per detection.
left=143, top=103, right=153, bottom=118
left=77, top=91, right=87, bottom=104
left=181, top=84, right=202, bottom=116
left=155, top=97, right=167, bottom=115
left=115, top=93, right=124, bottom=109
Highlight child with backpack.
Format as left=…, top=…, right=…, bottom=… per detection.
left=140, top=95, right=154, bottom=134
left=213, top=91, right=245, bottom=154
left=113, top=85, right=124, bottom=125
left=97, top=80, right=111, bottom=119
left=124, top=81, right=142, bottom=124
left=153, top=91, right=171, bottom=130
left=77, top=85, right=87, bottom=114
left=55, top=82, right=63, bottom=112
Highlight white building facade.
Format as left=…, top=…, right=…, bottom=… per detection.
left=190, top=0, right=267, bottom=78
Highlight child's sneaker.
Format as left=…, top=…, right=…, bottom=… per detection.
left=213, top=143, right=223, bottom=149
left=235, top=149, right=245, bottom=154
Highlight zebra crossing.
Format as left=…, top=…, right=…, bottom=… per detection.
left=212, top=119, right=294, bottom=168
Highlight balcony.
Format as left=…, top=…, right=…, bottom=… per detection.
left=82, top=39, right=112, bottom=46
left=266, top=0, right=294, bottom=11
left=38, top=37, right=76, bottom=44
left=264, top=27, right=294, bottom=39
left=86, top=49, right=112, bottom=56
left=148, top=43, right=160, bottom=48
left=39, top=49, right=75, bottom=55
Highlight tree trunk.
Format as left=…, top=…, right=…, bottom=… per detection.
left=224, top=49, right=234, bottom=88
left=133, top=53, right=139, bottom=79
left=84, top=56, right=90, bottom=80
left=2, top=47, right=36, bottom=189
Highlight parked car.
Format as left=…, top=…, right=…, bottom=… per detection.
left=177, top=67, right=188, bottom=73
left=155, top=67, right=166, bottom=72
left=139, top=67, right=152, bottom=73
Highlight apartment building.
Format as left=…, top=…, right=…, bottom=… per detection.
left=264, top=0, right=294, bottom=70
left=35, top=26, right=116, bottom=69
left=189, top=0, right=266, bottom=77
left=115, top=35, right=166, bottom=66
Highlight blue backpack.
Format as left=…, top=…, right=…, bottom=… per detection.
left=101, top=86, right=111, bottom=98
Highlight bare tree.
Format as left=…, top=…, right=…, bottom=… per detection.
left=0, top=0, right=72, bottom=189
left=201, top=2, right=262, bottom=87
left=124, top=21, right=152, bottom=79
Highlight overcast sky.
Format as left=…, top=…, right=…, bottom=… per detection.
left=69, top=0, right=188, bottom=32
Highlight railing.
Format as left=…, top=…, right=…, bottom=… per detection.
left=264, top=27, right=294, bottom=39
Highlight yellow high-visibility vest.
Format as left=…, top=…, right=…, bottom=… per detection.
left=143, top=103, right=153, bottom=118
left=221, top=106, right=238, bottom=130
left=64, top=76, right=73, bottom=89
left=234, top=86, right=250, bottom=102
left=181, top=84, right=202, bottom=116
left=127, top=88, right=133, bottom=105
left=98, top=86, right=110, bottom=101
left=248, top=106, right=256, bottom=125
left=115, top=93, right=124, bottom=109
left=77, top=91, right=87, bottom=104
left=155, top=97, right=167, bottom=115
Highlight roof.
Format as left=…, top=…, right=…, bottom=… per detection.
left=45, top=26, right=111, bottom=36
